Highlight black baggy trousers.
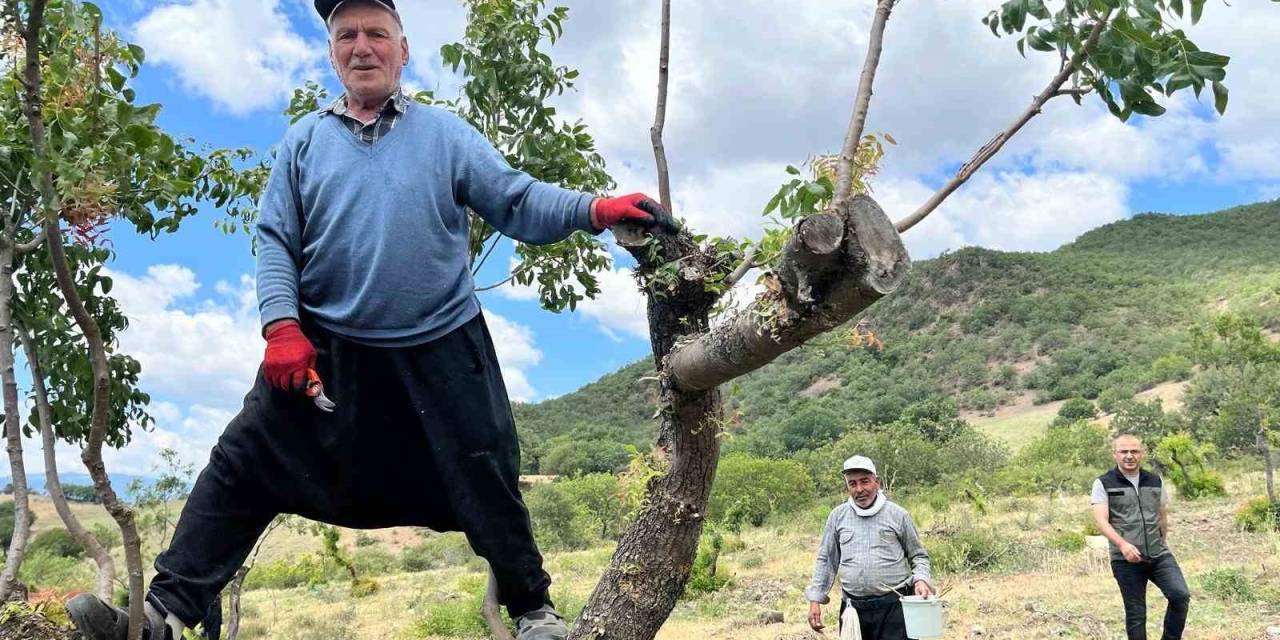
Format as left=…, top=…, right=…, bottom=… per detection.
left=148, top=312, right=551, bottom=626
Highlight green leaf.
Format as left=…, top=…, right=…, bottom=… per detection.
left=128, top=44, right=146, bottom=64
left=1190, top=0, right=1205, bottom=23
left=1211, top=80, right=1228, bottom=115
left=1170, top=0, right=1184, bottom=17
left=1129, top=99, right=1166, bottom=117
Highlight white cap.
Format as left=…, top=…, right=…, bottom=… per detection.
left=841, top=455, right=876, bottom=475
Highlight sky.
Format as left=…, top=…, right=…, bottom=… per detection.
left=18, top=0, right=1280, bottom=479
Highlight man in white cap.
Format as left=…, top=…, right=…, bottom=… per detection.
left=805, top=455, right=934, bottom=640
left=67, top=1, right=673, bottom=639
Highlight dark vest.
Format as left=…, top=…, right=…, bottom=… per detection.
left=1097, top=467, right=1168, bottom=561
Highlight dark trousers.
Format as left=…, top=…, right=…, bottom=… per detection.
left=1111, top=554, right=1191, bottom=640
left=148, top=313, right=551, bottom=626
left=840, top=589, right=908, bottom=640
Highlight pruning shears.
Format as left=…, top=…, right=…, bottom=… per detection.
left=305, top=368, right=336, bottom=413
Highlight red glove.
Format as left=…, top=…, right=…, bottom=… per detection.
left=263, top=321, right=316, bottom=391
left=592, top=193, right=679, bottom=233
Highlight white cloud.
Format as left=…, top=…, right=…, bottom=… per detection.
left=134, top=0, right=325, bottom=115
left=575, top=267, right=649, bottom=342
left=106, top=265, right=263, bottom=409
left=481, top=310, right=542, bottom=402
left=911, top=171, right=1130, bottom=253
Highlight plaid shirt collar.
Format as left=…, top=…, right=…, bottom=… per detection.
left=321, top=88, right=411, bottom=144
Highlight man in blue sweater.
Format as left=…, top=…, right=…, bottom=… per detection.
left=68, top=1, right=672, bottom=639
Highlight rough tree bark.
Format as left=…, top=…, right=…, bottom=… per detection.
left=19, top=3, right=146, bottom=638
left=17, top=323, right=116, bottom=600
left=564, top=1, right=910, bottom=635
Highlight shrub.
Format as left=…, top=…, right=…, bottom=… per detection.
left=684, top=529, right=731, bottom=596
left=559, top=473, right=633, bottom=540
left=525, top=482, right=595, bottom=551
left=1154, top=433, right=1226, bottom=499
left=411, top=576, right=488, bottom=638
left=91, top=523, right=120, bottom=550
left=1056, top=398, right=1097, bottom=424
left=1082, top=512, right=1102, bottom=537
left=400, top=533, right=478, bottom=572
left=709, top=454, right=814, bottom=530
left=1235, top=497, right=1280, bottom=532
left=1110, top=399, right=1184, bottom=447
left=1199, top=567, right=1256, bottom=602
left=243, top=554, right=335, bottom=591
left=1045, top=530, right=1085, bottom=553
left=18, top=550, right=93, bottom=591
left=0, top=502, right=35, bottom=548
left=1150, top=354, right=1193, bottom=382
left=929, top=527, right=1020, bottom=574
left=354, top=532, right=377, bottom=547
left=996, top=421, right=1109, bottom=494
left=29, top=528, right=83, bottom=559
left=351, top=546, right=397, bottom=577
left=1096, top=387, right=1132, bottom=414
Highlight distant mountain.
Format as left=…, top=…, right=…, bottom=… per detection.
left=513, top=200, right=1280, bottom=471
left=1, top=473, right=158, bottom=498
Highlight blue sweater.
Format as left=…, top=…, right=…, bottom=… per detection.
left=255, top=103, right=596, bottom=346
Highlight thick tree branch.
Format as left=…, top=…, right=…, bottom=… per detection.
left=650, top=0, right=673, bottom=212
left=666, top=195, right=908, bottom=392
left=833, top=0, right=895, bottom=204
left=895, top=11, right=1114, bottom=234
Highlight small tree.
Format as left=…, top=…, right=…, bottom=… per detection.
left=1154, top=433, right=1225, bottom=499
left=1190, top=315, right=1280, bottom=507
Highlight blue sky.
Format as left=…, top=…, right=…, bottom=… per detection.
left=25, top=0, right=1280, bottom=476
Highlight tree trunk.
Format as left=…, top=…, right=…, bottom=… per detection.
left=0, top=239, right=32, bottom=601
left=20, top=4, right=145, bottom=637
left=17, top=323, right=116, bottom=599
left=569, top=191, right=906, bottom=639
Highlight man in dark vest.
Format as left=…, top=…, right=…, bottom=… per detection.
left=1091, top=433, right=1191, bottom=640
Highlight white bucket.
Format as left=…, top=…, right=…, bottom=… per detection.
left=899, top=595, right=944, bottom=639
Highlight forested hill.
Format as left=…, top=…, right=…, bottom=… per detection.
left=512, top=200, right=1280, bottom=473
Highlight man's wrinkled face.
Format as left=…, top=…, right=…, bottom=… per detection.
left=328, top=3, right=408, bottom=103
left=844, top=470, right=880, bottom=508
left=1112, top=436, right=1145, bottom=473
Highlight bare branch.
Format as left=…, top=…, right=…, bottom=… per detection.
left=650, top=0, right=673, bottom=212
left=833, top=0, right=896, bottom=204
left=895, top=11, right=1114, bottom=234
left=472, top=232, right=503, bottom=275
left=16, top=228, right=46, bottom=255
left=722, top=245, right=758, bottom=288
left=1053, top=88, right=1094, bottom=98
left=482, top=568, right=514, bottom=640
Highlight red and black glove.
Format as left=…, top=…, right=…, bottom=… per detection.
left=592, top=193, right=679, bottom=233
left=263, top=320, right=316, bottom=391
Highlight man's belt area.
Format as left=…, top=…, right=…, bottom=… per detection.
left=842, top=586, right=911, bottom=612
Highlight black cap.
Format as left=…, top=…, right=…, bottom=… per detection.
left=315, top=0, right=398, bottom=23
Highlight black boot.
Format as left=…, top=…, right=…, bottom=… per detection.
left=66, top=594, right=174, bottom=640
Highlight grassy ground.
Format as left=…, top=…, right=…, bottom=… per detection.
left=218, top=468, right=1279, bottom=640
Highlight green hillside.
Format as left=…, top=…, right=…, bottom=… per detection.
left=513, top=201, right=1280, bottom=473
